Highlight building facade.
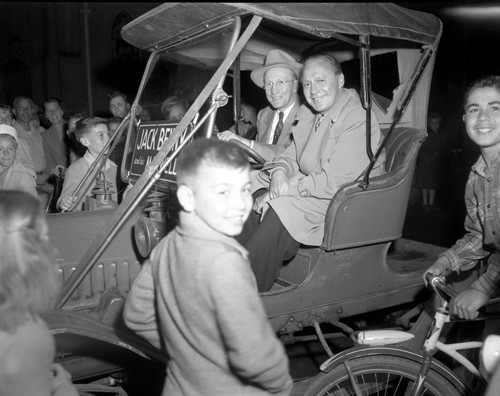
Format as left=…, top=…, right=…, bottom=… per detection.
left=0, top=2, right=160, bottom=116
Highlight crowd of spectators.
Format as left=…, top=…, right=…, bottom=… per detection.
left=0, top=90, right=145, bottom=211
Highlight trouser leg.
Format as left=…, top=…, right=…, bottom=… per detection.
left=245, top=208, right=300, bottom=292
left=235, top=209, right=260, bottom=245
left=235, top=188, right=267, bottom=245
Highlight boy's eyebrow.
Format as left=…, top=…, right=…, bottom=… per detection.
left=465, top=101, right=500, bottom=111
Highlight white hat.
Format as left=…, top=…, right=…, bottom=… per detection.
left=250, top=49, right=303, bottom=88
left=0, top=124, right=18, bottom=142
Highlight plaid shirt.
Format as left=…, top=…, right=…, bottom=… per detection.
left=439, top=154, right=500, bottom=297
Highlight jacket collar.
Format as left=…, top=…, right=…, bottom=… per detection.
left=177, top=211, right=249, bottom=259
left=83, top=150, right=117, bottom=170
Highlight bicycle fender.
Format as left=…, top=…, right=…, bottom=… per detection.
left=319, top=345, right=470, bottom=394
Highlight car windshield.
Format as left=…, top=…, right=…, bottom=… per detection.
left=137, top=22, right=236, bottom=122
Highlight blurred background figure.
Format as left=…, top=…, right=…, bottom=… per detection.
left=108, top=116, right=122, bottom=135
left=161, top=96, right=188, bottom=122
left=0, top=190, right=78, bottom=395
left=66, top=113, right=86, bottom=163
left=415, top=112, right=447, bottom=210
left=42, top=97, right=69, bottom=178
left=107, top=115, right=128, bottom=199
left=229, top=100, right=258, bottom=140
left=12, top=96, right=46, bottom=183
left=108, top=91, right=149, bottom=121
left=108, top=91, right=130, bottom=119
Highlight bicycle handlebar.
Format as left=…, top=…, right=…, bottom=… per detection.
left=425, top=273, right=500, bottom=321
left=425, top=273, right=458, bottom=303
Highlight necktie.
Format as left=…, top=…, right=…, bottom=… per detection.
left=272, top=111, right=284, bottom=145
left=315, top=113, right=325, bottom=132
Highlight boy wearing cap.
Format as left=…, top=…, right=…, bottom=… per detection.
left=0, top=124, right=37, bottom=196
left=0, top=103, right=36, bottom=175
left=218, top=49, right=302, bottom=162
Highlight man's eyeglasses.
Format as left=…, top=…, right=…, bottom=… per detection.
left=263, top=80, right=295, bottom=91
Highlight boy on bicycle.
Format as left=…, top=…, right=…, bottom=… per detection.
left=425, top=75, right=500, bottom=320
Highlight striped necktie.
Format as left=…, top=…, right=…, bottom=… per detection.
left=272, top=111, right=284, bottom=145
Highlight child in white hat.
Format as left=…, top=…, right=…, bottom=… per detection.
left=0, top=124, right=37, bottom=196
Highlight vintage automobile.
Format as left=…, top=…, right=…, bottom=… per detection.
left=41, top=3, right=448, bottom=394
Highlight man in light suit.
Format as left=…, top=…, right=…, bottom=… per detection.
left=218, top=49, right=302, bottom=162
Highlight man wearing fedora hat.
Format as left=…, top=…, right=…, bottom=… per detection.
left=218, top=49, right=302, bottom=161
left=0, top=124, right=37, bottom=196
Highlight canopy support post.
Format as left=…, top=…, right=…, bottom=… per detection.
left=360, top=35, right=373, bottom=161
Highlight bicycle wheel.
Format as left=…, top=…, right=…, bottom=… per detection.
left=304, top=354, right=466, bottom=396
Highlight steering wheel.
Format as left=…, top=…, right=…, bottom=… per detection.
left=229, top=139, right=266, bottom=169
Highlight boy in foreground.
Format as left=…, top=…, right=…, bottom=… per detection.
left=58, top=117, right=118, bottom=211
left=425, top=75, right=500, bottom=320
left=123, top=138, right=293, bottom=395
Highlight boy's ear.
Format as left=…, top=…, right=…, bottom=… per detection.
left=177, top=184, right=195, bottom=212
left=462, top=114, right=466, bottom=122
left=80, top=136, right=90, bottom=147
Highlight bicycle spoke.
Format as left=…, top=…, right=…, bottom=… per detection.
left=384, top=372, right=390, bottom=396
left=361, top=373, right=368, bottom=395
left=305, top=355, right=462, bottom=396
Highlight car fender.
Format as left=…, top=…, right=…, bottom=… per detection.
left=41, top=310, right=167, bottom=365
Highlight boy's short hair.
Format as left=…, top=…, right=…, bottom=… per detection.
left=108, top=116, right=123, bottom=125
left=43, top=96, right=64, bottom=109
left=12, top=95, right=34, bottom=110
left=108, top=91, right=128, bottom=104
left=0, top=103, right=13, bottom=116
left=176, top=138, right=249, bottom=185
left=75, top=117, right=107, bottom=142
left=161, top=96, right=188, bottom=119
left=464, top=75, right=500, bottom=109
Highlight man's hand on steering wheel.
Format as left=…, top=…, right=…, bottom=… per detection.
left=217, top=131, right=266, bottom=165
left=218, top=130, right=246, bottom=145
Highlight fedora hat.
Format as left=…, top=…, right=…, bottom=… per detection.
left=0, top=124, right=18, bottom=142
left=250, top=49, right=303, bottom=88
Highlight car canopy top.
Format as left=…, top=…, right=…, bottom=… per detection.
left=122, top=2, right=442, bottom=70
left=122, top=2, right=442, bottom=130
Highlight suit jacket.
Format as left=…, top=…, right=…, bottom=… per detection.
left=253, top=100, right=300, bottom=162
left=252, top=88, right=385, bottom=246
